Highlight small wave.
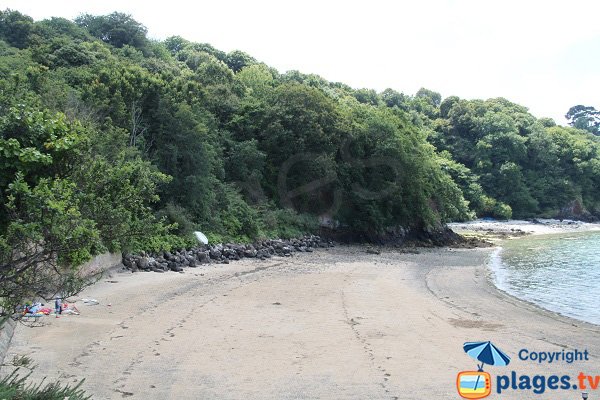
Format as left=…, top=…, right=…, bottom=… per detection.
left=488, top=246, right=509, bottom=291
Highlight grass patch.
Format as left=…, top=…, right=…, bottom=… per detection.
left=0, top=369, right=91, bottom=400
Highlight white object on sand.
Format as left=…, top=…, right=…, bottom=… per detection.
left=194, top=231, right=208, bottom=245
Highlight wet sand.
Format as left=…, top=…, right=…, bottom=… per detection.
left=4, top=246, right=600, bottom=399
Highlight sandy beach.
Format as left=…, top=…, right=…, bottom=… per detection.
left=4, top=240, right=600, bottom=399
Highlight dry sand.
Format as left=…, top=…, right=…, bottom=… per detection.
left=4, top=244, right=600, bottom=399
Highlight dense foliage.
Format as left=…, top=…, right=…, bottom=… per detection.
left=0, top=9, right=599, bottom=312
left=427, top=98, right=600, bottom=219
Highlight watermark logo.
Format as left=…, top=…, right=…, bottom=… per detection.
left=457, top=341, right=511, bottom=399
left=457, top=342, right=596, bottom=397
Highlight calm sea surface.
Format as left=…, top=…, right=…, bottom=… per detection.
left=490, top=231, right=600, bottom=325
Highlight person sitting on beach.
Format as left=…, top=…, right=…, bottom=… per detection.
left=61, top=303, right=80, bottom=315
left=22, top=302, right=51, bottom=318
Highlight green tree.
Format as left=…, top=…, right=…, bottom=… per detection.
left=0, top=103, right=168, bottom=316
left=353, top=88, right=381, bottom=106
left=381, top=88, right=409, bottom=110
left=226, top=50, right=256, bottom=73
left=163, top=35, right=189, bottom=54
left=0, top=175, right=101, bottom=315
left=236, top=64, right=275, bottom=97
left=75, top=12, right=149, bottom=52
left=0, top=9, right=33, bottom=49
left=152, top=102, right=219, bottom=224
left=566, top=105, right=600, bottom=135
left=415, top=87, right=441, bottom=107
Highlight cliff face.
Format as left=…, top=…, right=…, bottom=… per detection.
left=558, top=199, right=598, bottom=222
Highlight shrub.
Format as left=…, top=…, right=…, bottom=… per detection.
left=480, top=195, right=513, bottom=220
left=0, top=370, right=91, bottom=400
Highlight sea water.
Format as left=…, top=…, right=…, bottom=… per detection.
left=490, top=230, right=600, bottom=325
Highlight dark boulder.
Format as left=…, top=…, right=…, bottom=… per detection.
left=197, top=252, right=210, bottom=263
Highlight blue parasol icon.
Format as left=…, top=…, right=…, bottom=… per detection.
left=463, top=341, right=511, bottom=395
left=463, top=341, right=511, bottom=371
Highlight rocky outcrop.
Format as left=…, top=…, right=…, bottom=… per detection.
left=558, top=199, right=597, bottom=222
left=319, top=224, right=472, bottom=247
left=122, top=235, right=333, bottom=273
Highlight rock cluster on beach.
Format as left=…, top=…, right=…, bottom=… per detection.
left=122, top=235, right=333, bottom=273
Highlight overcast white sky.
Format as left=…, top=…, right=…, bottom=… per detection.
left=3, top=0, right=599, bottom=124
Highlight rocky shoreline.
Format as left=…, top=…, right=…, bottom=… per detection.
left=122, top=235, right=334, bottom=273
left=121, top=226, right=494, bottom=274
left=449, top=218, right=600, bottom=240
